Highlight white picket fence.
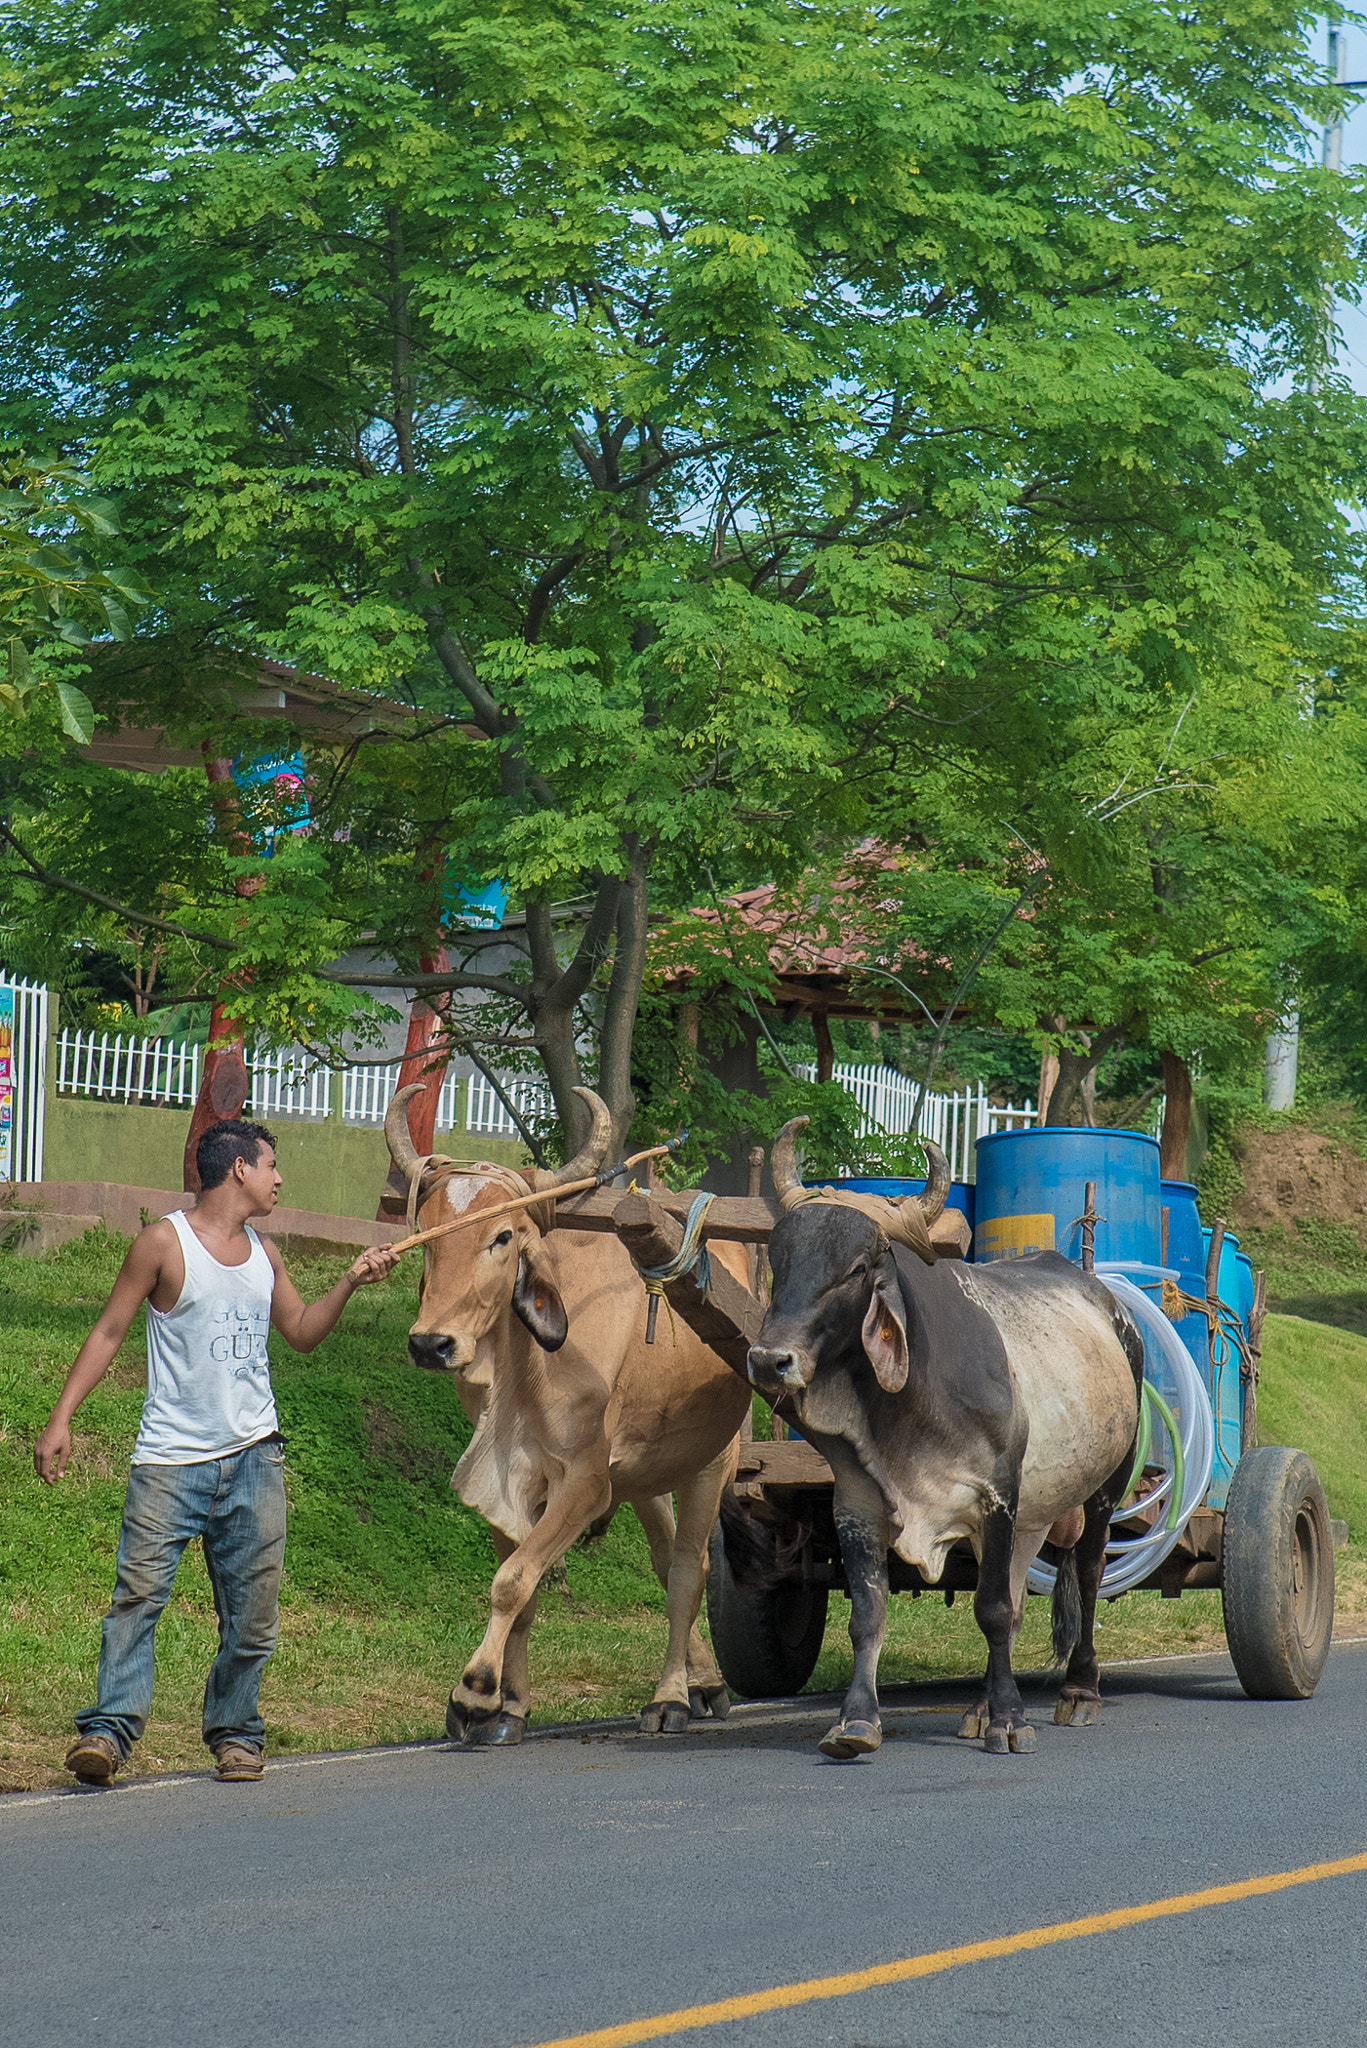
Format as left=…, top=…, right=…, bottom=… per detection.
left=45, top=1023, right=1034, bottom=1180
left=341, top=1062, right=464, bottom=1131
left=56, top=1027, right=202, bottom=1107
left=465, top=1068, right=551, bottom=1136
left=797, top=1063, right=1036, bottom=1183
left=50, top=1024, right=542, bottom=1142
left=247, top=1046, right=332, bottom=1122
left=1, top=974, right=50, bottom=1181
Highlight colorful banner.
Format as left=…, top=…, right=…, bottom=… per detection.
left=0, top=984, right=13, bottom=1182
left=231, top=749, right=311, bottom=854
left=442, top=871, right=508, bottom=932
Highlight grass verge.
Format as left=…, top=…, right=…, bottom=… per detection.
left=2, top=1229, right=1363, bottom=1791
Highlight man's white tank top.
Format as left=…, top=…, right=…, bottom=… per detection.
left=132, top=1210, right=279, bottom=1465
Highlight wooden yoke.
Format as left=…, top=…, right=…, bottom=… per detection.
left=612, top=1192, right=764, bottom=1382
left=565, top=1185, right=973, bottom=1255
left=609, top=1190, right=972, bottom=1383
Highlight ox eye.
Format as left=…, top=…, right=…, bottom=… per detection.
left=846, top=1262, right=868, bottom=1284
left=491, top=1229, right=513, bottom=1249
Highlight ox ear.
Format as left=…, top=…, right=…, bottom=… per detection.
left=860, top=1262, right=909, bottom=1394
left=513, top=1249, right=569, bottom=1352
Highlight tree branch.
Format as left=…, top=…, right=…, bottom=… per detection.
left=315, top=966, right=530, bottom=1000
left=0, top=821, right=235, bottom=951
left=433, top=996, right=549, bottom=1167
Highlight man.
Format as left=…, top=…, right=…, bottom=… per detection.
left=33, top=1118, right=400, bottom=1785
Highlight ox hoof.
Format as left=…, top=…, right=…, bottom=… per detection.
left=1054, top=1691, right=1102, bottom=1727
left=818, top=1719, right=881, bottom=1761
left=984, top=1719, right=1034, bottom=1755
left=446, top=1694, right=470, bottom=1743
left=459, top=1707, right=502, bottom=1746
left=472, top=1711, right=526, bottom=1747
left=957, top=1705, right=988, bottom=1741
left=639, top=1698, right=691, bottom=1735
left=689, top=1685, right=732, bottom=1722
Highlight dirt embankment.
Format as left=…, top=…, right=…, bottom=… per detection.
left=1228, top=1125, right=1367, bottom=1243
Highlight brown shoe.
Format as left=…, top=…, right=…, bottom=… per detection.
left=213, top=1742, right=264, bottom=1782
left=65, top=1733, right=122, bottom=1785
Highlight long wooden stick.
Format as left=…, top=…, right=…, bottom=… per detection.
left=389, top=1141, right=680, bottom=1256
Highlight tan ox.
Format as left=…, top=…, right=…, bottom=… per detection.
left=386, top=1083, right=751, bottom=1745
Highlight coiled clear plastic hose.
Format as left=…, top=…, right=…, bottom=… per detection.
left=1026, top=1268, right=1215, bottom=1600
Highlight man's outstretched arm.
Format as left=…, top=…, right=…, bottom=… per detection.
left=266, top=1242, right=402, bottom=1355
left=32, top=1227, right=171, bottom=1483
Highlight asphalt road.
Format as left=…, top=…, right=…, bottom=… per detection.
left=5, top=1643, right=1367, bottom=2048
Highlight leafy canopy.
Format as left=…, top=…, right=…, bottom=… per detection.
left=2, top=0, right=1365, bottom=1139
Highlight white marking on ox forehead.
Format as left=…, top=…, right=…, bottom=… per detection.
left=444, top=1176, right=495, bottom=1216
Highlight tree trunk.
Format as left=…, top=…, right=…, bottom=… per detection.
left=1037, top=1046, right=1059, bottom=1122
left=1160, top=1050, right=1193, bottom=1180
left=1044, top=1025, right=1127, bottom=1127
left=182, top=991, right=250, bottom=1193
left=183, top=753, right=256, bottom=1192
left=813, top=1009, right=835, bottom=1084
left=525, top=876, right=622, bottom=1156
left=376, top=958, right=452, bottom=1220
left=596, top=839, right=649, bottom=1152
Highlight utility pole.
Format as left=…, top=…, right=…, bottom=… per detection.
left=1325, top=25, right=1348, bottom=170
left=1265, top=27, right=1359, bottom=1111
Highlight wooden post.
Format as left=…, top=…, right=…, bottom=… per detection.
left=1081, top=1181, right=1097, bottom=1273
left=1205, top=1217, right=1225, bottom=1304
left=1244, top=1267, right=1266, bottom=1452
left=1160, top=1203, right=1170, bottom=1268
left=1205, top=1214, right=1226, bottom=1411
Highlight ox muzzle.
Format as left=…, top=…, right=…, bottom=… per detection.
left=747, top=1339, right=818, bottom=1395
left=409, top=1331, right=454, bottom=1371
left=408, top=1330, right=476, bottom=1373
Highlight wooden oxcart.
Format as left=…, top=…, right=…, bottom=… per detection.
left=548, top=1170, right=1339, bottom=1705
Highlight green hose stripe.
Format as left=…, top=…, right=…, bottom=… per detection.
left=1121, top=1381, right=1185, bottom=1533
left=1123, top=1381, right=1154, bottom=1502
left=1142, top=1381, right=1187, bottom=1533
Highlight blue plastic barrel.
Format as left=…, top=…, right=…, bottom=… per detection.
left=1160, top=1180, right=1205, bottom=1291
left=973, top=1129, right=1161, bottom=1269
left=806, top=1177, right=975, bottom=1232
left=1161, top=1179, right=1216, bottom=1472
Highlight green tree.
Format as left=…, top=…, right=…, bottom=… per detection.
left=2, top=0, right=1365, bottom=1147
left=0, top=459, right=145, bottom=743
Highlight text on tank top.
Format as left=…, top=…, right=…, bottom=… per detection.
left=132, top=1209, right=279, bottom=1465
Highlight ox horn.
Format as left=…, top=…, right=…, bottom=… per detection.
left=913, top=1139, right=950, bottom=1224
left=769, top=1116, right=811, bottom=1211
left=541, top=1087, right=614, bottom=1188
left=384, top=1081, right=428, bottom=1185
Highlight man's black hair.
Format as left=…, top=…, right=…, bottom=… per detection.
left=196, top=1119, right=278, bottom=1192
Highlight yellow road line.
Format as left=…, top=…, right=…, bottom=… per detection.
left=523, top=1849, right=1367, bottom=2048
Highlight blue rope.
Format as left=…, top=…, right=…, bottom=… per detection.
left=639, top=1192, right=716, bottom=1299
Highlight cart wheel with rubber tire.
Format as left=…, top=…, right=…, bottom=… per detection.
left=705, top=1525, right=829, bottom=1698
left=1222, top=1445, right=1334, bottom=1700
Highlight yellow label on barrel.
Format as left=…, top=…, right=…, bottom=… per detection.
left=976, top=1213, right=1056, bottom=1262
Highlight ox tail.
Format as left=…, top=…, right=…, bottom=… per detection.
left=1049, top=1543, right=1083, bottom=1667
left=717, top=1488, right=806, bottom=1590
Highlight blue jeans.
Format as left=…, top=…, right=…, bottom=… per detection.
left=75, top=1439, right=287, bottom=1759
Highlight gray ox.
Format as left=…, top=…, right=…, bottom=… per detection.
left=737, top=1119, right=1143, bottom=1760
left=386, top=1083, right=751, bottom=1744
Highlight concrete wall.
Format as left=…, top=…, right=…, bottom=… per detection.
left=42, top=1093, right=530, bottom=1221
